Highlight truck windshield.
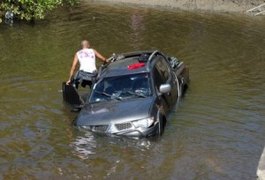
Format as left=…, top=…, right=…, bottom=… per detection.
left=90, top=73, right=152, bottom=103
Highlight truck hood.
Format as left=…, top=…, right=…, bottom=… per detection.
left=75, top=97, right=154, bottom=126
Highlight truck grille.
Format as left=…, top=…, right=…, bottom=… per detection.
left=92, top=125, right=108, bottom=132
left=115, top=122, right=132, bottom=130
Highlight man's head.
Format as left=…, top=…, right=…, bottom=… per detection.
left=81, top=40, right=90, bottom=48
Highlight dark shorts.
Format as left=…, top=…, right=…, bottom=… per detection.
left=73, top=70, right=97, bottom=89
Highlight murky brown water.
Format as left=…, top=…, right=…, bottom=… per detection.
left=1, top=1, right=265, bottom=179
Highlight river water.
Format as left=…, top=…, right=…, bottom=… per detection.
left=1, top=1, right=265, bottom=179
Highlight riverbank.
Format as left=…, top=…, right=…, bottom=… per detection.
left=95, top=0, right=265, bottom=13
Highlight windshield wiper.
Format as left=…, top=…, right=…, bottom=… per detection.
left=125, top=91, right=147, bottom=98
left=94, top=91, right=122, bottom=101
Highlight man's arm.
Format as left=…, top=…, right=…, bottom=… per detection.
left=93, top=49, right=106, bottom=62
left=66, top=54, right=78, bottom=85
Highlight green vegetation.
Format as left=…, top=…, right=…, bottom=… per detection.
left=0, top=0, right=77, bottom=22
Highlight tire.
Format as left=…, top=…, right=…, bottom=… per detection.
left=157, top=115, right=165, bottom=136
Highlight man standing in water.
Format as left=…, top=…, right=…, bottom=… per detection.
left=66, top=40, right=106, bottom=88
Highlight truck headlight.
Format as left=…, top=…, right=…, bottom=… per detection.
left=132, top=117, right=154, bottom=128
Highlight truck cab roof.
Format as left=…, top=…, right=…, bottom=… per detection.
left=99, top=50, right=165, bottom=78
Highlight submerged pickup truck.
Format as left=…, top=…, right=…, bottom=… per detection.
left=63, top=50, right=189, bottom=138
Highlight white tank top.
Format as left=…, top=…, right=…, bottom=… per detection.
left=76, top=48, right=96, bottom=73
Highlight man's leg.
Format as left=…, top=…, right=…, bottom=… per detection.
left=72, top=71, right=81, bottom=89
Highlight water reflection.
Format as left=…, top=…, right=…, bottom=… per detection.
left=70, top=132, right=96, bottom=160
left=70, top=131, right=153, bottom=160
left=130, top=9, right=145, bottom=49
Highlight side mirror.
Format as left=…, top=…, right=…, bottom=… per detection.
left=159, top=84, right=171, bottom=94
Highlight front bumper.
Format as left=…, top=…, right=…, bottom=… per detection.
left=80, top=121, right=159, bottom=138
